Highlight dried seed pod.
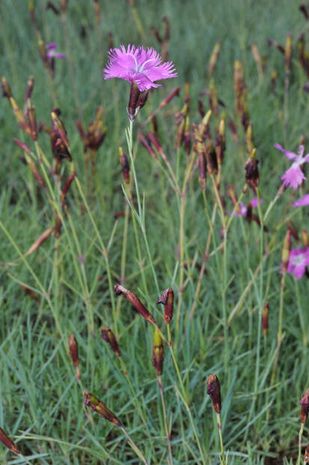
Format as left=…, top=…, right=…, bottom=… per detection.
left=68, top=334, right=80, bottom=379
left=152, top=327, right=164, bottom=376
left=281, top=229, right=292, bottom=274
left=0, top=427, right=20, bottom=455
left=157, top=288, right=174, bottom=324
left=262, top=304, right=269, bottom=336
left=114, top=284, right=156, bottom=325
left=101, top=327, right=121, bottom=357
left=83, top=391, right=122, bottom=427
left=208, top=42, right=221, bottom=77
left=215, top=118, right=225, bottom=165
left=300, top=389, right=309, bottom=424
left=207, top=374, right=221, bottom=414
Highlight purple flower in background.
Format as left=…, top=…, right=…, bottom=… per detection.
left=274, top=144, right=309, bottom=190
left=293, top=194, right=309, bottom=207
left=104, top=45, right=177, bottom=91
left=287, top=247, right=309, bottom=279
left=233, top=197, right=261, bottom=217
left=46, top=42, right=65, bottom=60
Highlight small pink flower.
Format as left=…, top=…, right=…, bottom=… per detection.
left=293, top=194, right=309, bottom=207
left=46, top=42, right=65, bottom=59
left=104, top=45, right=177, bottom=91
left=274, top=144, right=309, bottom=190
left=287, top=247, right=309, bottom=279
left=233, top=197, right=262, bottom=217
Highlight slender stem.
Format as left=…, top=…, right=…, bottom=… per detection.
left=216, top=413, right=226, bottom=465
left=158, top=375, right=173, bottom=465
left=297, top=422, right=304, bottom=465
left=121, top=427, right=150, bottom=465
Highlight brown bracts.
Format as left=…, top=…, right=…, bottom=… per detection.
left=114, top=284, right=156, bottom=325
left=68, top=334, right=80, bottom=380
left=157, top=288, right=174, bottom=324
left=50, top=109, right=72, bottom=162
left=0, top=427, right=20, bottom=455
left=245, top=149, right=259, bottom=193
left=300, top=389, right=309, bottom=424
left=101, top=327, right=121, bottom=357
left=262, top=304, right=270, bottom=336
left=127, top=82, right=148, bottom=121
left=207, top=374, right=222, bottom=414
left=83, top=391, right=122, bottom=427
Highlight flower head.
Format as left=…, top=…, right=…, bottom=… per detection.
left=287, top=247, right=309, bottom=279
left=274, top=144, right=309, bottom=190
left=293, top=194, right=309, bottom=207
left=233, top=197, right=261, bottom=217
left=104, top=45, right=177, bottom=91
left=46, top=42, right=65, bottom=60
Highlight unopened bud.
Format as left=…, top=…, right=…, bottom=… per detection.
left=157, top=288, right=174, bottom=324
left=25, top=227, right=53, bottom=256
left=300, top=389, right=309, bottom=424
left=207, top=374, right=222, bottom=414
left=0, top=427, right=20, bottom=455
left=101, top=327, right=121, bottom=357
left=24, top=77, right=35, bottom=101
left=68, top=334, right=80, bottom=379
left=114, top=284, right=156, bottom=325
left=152, top=327, right=164, bottom=376
left=127, top=82, right=148, bottom=121
left=302, top=230, right=309, bottom=247
left=159, top=87, right=181, bottom=109
left=208, top=42, right=221, bottom=76
left=118, top=147, right=130, bottom=184
left=1, top=77, right=12, bottom=98
left=262, top=304, right=269, bottom=336
left=245, top=149, right=259, bottom=192
left=83, top=391, right=122, bottom=427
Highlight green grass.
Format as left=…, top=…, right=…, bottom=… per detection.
left=0, top=0, right=309, bottom=464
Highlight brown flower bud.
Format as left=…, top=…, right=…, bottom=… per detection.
left=152, top=327, right=164, bottom=376
left=207, top=374, right=222, bottom=414
left=101, top=327, right=121, bottom=357
left=157, top=288, right=174, bottom=324
left=50, top=109, right=72, bottom=161
left=114, top=284, right=156, bottom=325
left=118, top=147, right=130, bottom=185
left=245, top=149, right=259, bottom=192
left=159, top=87, right=181, bottom=109
left=302, top=230, right=309, bottom=247
left=0, top=427, right=20, bottom=455
left=208, top=42, right=221, bottom=77
left=68, top=334, right=80, bottom=379
left=24, top=77, right=35, bottom=101
left=262, top=303, right=269, bottom=336
left=83, top=391, right=122, bottom=427
left=300, top=389, right=309, bottom=424
left=25, top=227, right=53, bottom=256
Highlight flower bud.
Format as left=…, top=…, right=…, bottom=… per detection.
left=0, top=427, right=20, bottom=455
left=300, top=389, right=309, bottom=424
left=114, top=284, right=156, bottom=325
left=83, top=391, right=122, bottom=427
left=101, top=327, right=121, bottom=357
left=157, top=288, right=174, bottom=324
left=127, top=82, right=148, bottom=121
left=245, top=149, right=259, bottom=192
left=207, top=374, right=221, bottom=414
left=152, top=327, right=164, bottom=376
left=118, top=147, right=130, bottom=185
left=262, top=303, right=269, bottom=336
left=281, top=229, right=292, bottom=274
left=68, top=334, right=80, bottom=379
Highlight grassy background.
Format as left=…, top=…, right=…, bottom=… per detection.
left=0, top=0, right=309, bottom=464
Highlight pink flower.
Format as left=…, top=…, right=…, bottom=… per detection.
left=46, top=42, right=65, bottom=59
left=104, top=45, right=177, bottom=92
left=274, top=144, right=309, bottom=190
left=233, top=197, right=262, bottom=217
left=287, top=247, right=309, bottom=279
left=293, top=194, right=309, bottom=207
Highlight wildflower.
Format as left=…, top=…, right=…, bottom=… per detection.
left=46, top=42, right=65, bottom=60
left=233, top=197, right=261, bottom=217
left=104, top=45, right=177, bottom=92
left=287, top=247, right=309, bottom=279
left=293, top=194, right=309, bottom=207
left=104, top=45, right=177, bottom=120
left=274, top=144, right=309, bottom=190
